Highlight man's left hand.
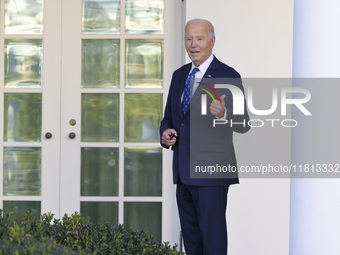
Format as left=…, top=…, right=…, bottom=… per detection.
left=210, top=94, right=226, bottom=118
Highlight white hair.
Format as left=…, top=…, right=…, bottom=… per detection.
left=185, top=19, right=215, bottom=39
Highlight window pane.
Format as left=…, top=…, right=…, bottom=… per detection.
left=3, top=201, right=41, bottom=219
left=81, top=202, right=118, bottom=226
left=82, top=40, right=120, bottom=88
left=124, top=202, right=162, bottom=242
left=124, top=147, right=162, bottom=196
left=125, top=93, right=162, bottom=142
left=125, top=0, right=163, bottom=34
left=5, top=0, right=44, bottom=34
left=3, top=147, right=41, bottom=196
left=82, top=0, right=120, bottom=34
left=125, top=40, right=163, bottom=88
left=5, top=39, right=43, bottom=88
left=81, top=94, right=119, bottom=142
left=4, top=93, right=42, bottom=142
left=81, top=147, right=119, bottom=196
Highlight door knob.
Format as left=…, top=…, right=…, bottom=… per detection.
left=45, top=132, right=52, bottom=139
left=69, top=119, right=76, bottom=126
left=69, top=132, right=76, bottom=139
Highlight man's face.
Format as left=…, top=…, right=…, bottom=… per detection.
left=185, top=23, right=215, bottom=67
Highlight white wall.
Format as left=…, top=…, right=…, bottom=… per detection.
left=185, top=1, right=294, bottom=254
left=186, top=0, right=293, bottom=77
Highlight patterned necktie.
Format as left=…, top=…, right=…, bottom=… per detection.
left=182, top=67, right=199, bottom=114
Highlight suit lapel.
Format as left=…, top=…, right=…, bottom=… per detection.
left=189, top=57, right=220, bottom=109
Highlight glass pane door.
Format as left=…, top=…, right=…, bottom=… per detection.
left=0, top=0, right=62, bottom=218
left=60, top=0, right=167, bottom=242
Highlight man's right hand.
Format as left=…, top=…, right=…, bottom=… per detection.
left=162, top=129, right=178, bottom=147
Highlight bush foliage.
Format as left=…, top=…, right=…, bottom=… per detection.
left=0, top=209, right=184, bottom=255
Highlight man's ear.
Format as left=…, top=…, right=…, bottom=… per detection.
left=211, top=36, right=216, bottom=49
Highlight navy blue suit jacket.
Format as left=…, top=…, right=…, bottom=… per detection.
left=160, top=56, right=250, bottom=186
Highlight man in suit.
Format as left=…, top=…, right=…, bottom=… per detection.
left=160, top=19, right=250, bottom=255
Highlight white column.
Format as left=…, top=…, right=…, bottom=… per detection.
left=290, top=1, right=340, bottom=254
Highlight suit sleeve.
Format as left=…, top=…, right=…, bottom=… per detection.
left=159, top=73, right=175, bottom=149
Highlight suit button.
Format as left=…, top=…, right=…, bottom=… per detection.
left=181, top=123, right=185, bottom=126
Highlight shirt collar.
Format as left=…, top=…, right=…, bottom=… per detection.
left=190, top=54, right=214, bottom=77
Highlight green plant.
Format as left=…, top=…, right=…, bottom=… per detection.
left=0, top=209, right=184, bottom=255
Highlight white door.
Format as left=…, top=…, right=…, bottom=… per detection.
left=0, top=0, right=183, bottom=244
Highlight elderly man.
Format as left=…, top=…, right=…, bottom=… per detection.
left=160, top=19, right=250, bottom=255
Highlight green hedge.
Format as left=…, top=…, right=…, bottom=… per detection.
left=0, top=209, right=184, bottom=255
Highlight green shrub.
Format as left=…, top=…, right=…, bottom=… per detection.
left=0, top=209, right=184, bottom=255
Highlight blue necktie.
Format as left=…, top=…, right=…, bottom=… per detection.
left=182, top=67, right=199, bottom=114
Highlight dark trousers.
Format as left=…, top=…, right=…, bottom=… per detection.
left=176, top=181, right=229, bottom=255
